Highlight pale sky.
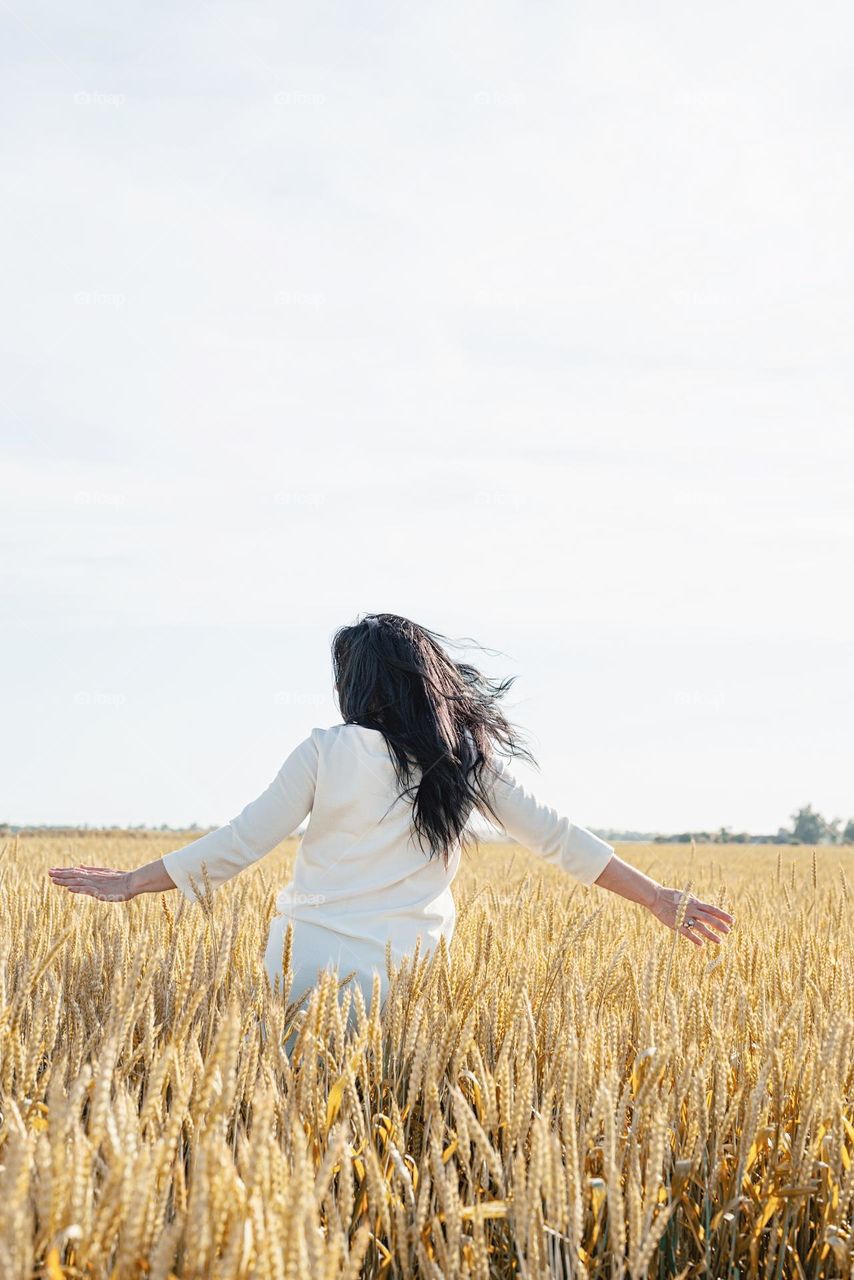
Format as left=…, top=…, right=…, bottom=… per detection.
left=2, top=1, right=853, bottom=835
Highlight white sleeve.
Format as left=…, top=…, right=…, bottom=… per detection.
left=160, top=732, right=319, bottom=902
left=481, top=758, right=614, bottom=886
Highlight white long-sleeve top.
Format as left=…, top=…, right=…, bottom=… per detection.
left=161, top=723, right=614, bottom=994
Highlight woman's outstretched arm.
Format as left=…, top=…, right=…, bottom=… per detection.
left=482, top=759, right=734, bottom=946
left=48, top=732, right=319, bottom=904
left=48, top=857, right=175, bottom=901
left=591, top=851, right=733, bottom=945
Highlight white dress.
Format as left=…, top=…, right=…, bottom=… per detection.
left=161, top=723, right=614, bottom=1007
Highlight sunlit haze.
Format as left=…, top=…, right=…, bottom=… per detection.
left=3, top=2, right=852, bottom=835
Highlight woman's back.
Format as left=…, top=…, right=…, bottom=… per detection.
left=162, top=721, right=463, bottom=1002
left=278, top=723, right=461, bottom=961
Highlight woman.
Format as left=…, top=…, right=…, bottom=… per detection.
left=48, top=613, right=733, bottom=1008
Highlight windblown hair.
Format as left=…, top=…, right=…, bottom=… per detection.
left=331, top=613, right=535, bottom=865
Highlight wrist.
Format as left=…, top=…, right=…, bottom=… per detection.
left=643, top=880, right=663, bottom=912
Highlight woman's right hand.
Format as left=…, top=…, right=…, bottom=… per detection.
left=648, top=885, right=734, bottom=946
left=48, top=865, right=137, bottom=902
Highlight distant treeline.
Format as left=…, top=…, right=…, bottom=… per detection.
left=3, top=804, right=851, bottom=846
left=0, top=825, right=213, bottom=839
left=596, top=805, right=854, bottom=846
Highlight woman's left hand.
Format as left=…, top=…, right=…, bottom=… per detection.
left=48, top=865, right=136, bottom=902
left=648, top=884, right=734, bottom=944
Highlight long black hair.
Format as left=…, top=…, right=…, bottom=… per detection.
left=331, top=612, right=536, bottom=865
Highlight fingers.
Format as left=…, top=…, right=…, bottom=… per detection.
left=53, top=881, right=125, bottom=901
left=694, top=906, right=733, bottom=936
left=53, top=881, right=97, bottom=897
left=670, top=902, right=729, bottom=947
left=50, top=868, right=128, bottom=889
left=679, top=902, right=735, bottom=946
left=48, top=870, right=85, bottom=886
left=49, top=868, right=116, bottom=884
left=683, top=918, right=720, bottom=944
left=697, top=901, right=734, bottom=926
left=49, top=874, right=95, bottom=891
left=47, top=868, right=127, bottom=901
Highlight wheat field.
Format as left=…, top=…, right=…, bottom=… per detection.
left=1, top=835, right=853, bottom=1279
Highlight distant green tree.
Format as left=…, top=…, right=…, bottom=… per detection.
left=842, top=819, right=854, bottom=844
left=789, top=804, right=827, bottom=844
